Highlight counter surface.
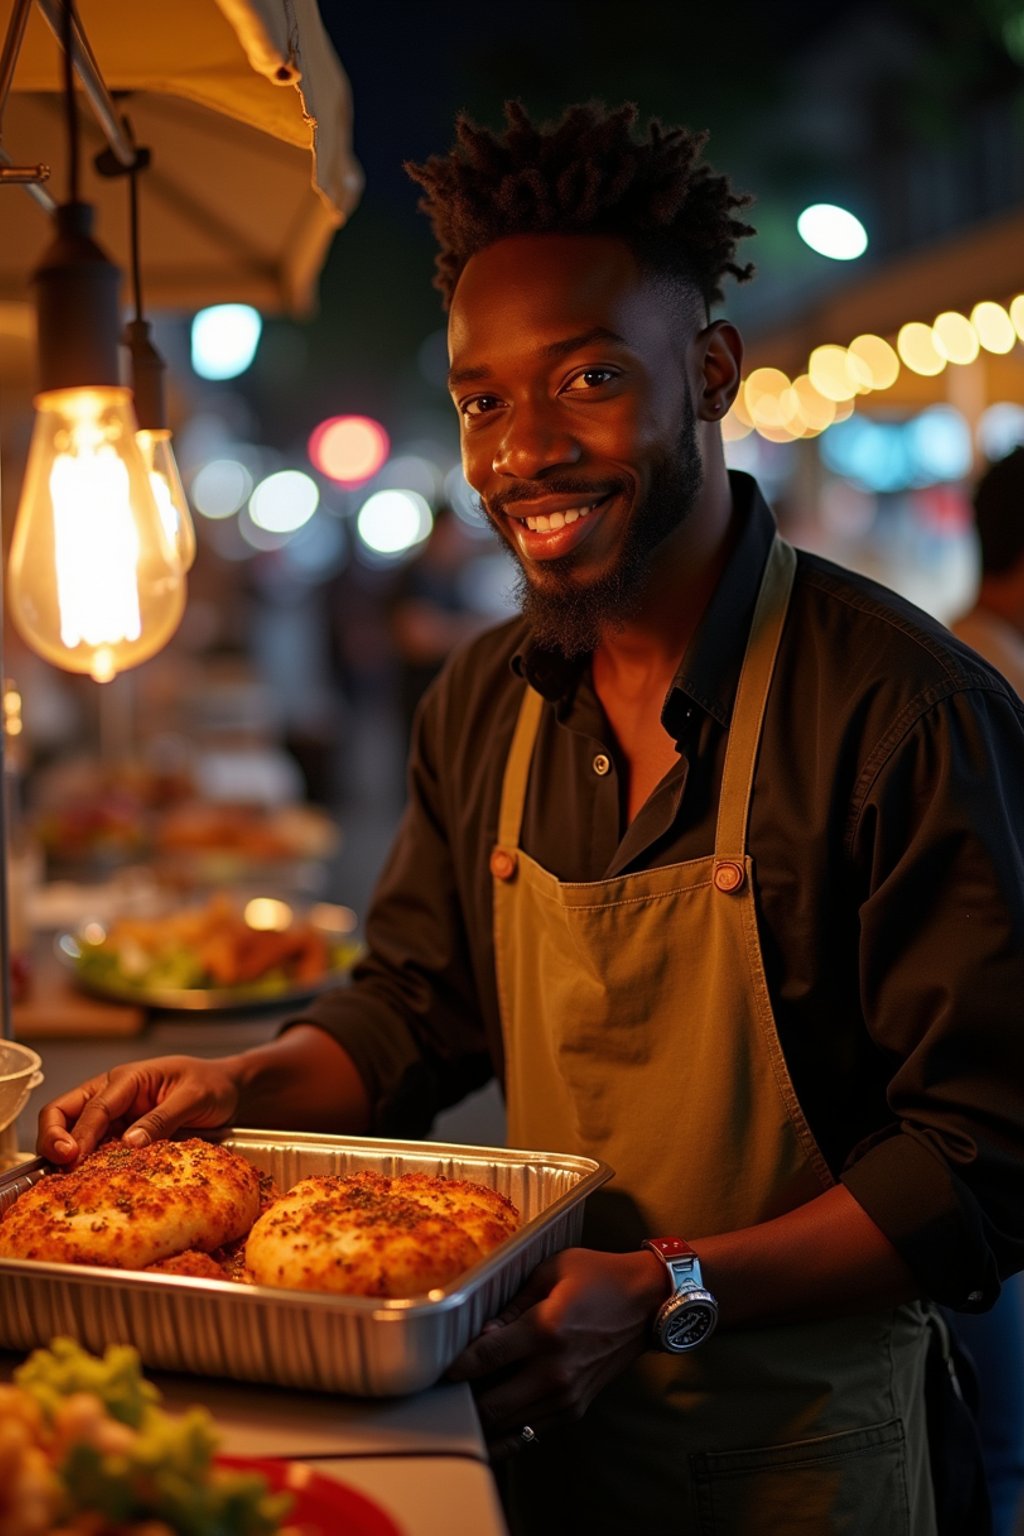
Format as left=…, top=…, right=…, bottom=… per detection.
left=0, top=1351, right=510, bottom=1536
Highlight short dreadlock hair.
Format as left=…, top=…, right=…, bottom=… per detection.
left=405, top=100, right=755, bottom=313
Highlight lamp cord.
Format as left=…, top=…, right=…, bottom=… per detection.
left=127, top=126, right=144, bottom=324
left=60, top=0, right=78, bottom=204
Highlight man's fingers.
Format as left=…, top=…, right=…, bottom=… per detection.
left=47, top=1069, right=155, bottom=1161
left=119, top=1083, right=209, bottom=1149
left=447, top=1313, right=536, bottom=1381
left=37, top=1080, right=107, bottom=1162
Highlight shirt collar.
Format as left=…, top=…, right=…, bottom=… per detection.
left=512, top=470, right=777, bottom=733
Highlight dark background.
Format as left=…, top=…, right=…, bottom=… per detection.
left=232, top=0, right=1024, bottom=461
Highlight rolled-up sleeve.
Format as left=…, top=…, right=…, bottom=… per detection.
left=842, top=683, right=1024, bottom=1309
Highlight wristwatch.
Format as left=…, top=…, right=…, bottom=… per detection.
left=642, top=1238, right=719, bottom=1353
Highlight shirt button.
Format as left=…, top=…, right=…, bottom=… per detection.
left=592, top=753, right=612, bottom=776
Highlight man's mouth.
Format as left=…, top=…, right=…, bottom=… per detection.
left=521, top=501, right=598, bottom=532
left=495, top=491, right=618, bottom=562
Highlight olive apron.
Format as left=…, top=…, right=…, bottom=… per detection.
left=491, top=536, right=935, bottom=1535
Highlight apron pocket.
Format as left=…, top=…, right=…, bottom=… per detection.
left=693, top=1417, right=912, bottom=1536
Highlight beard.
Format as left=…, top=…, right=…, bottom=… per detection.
left=481, top=392, right=703, bottom=659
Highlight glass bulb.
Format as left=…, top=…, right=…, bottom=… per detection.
left=136, top=428, right=197, bottom=571
left=8, top=386, right=187, bottom=684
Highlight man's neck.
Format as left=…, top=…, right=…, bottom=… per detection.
left=594, top=457, right=735, bottom=696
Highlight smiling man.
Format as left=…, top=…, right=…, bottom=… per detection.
left=38, top=103, right=1024, bottom=1536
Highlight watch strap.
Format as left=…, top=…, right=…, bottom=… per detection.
left=643, top=1238, right=695, bottom=1263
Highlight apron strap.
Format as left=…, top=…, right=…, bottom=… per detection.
left=497, top=538, right=796, bottom=860
left=497, top=683, right=545, bottom=850
left=715, top=536, right=797, bottom=860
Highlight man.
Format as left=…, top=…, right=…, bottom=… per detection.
left=38, top=103, right=1024, bottom=1535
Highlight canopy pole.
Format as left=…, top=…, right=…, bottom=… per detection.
left=35, top=0, right=135, bottom=167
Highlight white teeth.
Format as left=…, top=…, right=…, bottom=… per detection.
left=525, top=503, right=595, bottom=532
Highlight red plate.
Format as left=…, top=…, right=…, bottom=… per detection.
left=216, top=1455, right=403, bottom=1536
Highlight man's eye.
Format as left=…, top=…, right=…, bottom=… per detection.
left=563, top=368, right=619, bottom=392
left=461, top=395, right=502, bottom=418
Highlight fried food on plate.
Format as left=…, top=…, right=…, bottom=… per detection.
left=76, top=891, right=351, bottom=994
left=0, top=1140, right=260, bottom=1270
left=245, top=1169, right=520, bottom=1297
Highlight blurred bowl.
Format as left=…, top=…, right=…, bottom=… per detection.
left=0, top=1041, right=43, bottom=1133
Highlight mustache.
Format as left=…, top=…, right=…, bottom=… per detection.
left=487, top=479, right=623, bottom=516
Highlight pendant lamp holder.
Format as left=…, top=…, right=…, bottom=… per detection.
left=34, top=199, right=122, bottom=391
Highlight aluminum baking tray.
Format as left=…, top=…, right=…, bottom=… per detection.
left=0, top=1130, right=612, bottom=1396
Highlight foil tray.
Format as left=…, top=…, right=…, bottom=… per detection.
left=0, top=1130, right=612, bottom=1397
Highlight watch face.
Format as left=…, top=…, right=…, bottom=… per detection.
left=661, top=1295, right=718, bottom=1353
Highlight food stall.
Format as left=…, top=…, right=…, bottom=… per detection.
left=0, top=7, right=540, bottom=1533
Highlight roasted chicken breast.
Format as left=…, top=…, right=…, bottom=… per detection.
left=245, top=1169, right=520, bottom=1296
left=0, top=1139, right=261, bottom=1270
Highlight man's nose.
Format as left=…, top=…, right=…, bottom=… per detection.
left=491, top=405, right=582, bottom=479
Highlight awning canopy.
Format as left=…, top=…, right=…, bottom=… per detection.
left=0, top=0, right=362, bottom=318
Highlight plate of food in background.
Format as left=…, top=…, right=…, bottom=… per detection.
left=56, top=891, right=362, bottom=1011
left=30, top=753, right=197, bottom=876
left=151, top=801, right=342, bottom=889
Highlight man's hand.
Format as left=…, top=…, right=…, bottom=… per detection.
left=446, top=1247, right=664, bottom=1458
left=37, top=1055, right=242, bottom=1164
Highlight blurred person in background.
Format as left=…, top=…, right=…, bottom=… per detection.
left=36, top=102, right=1024, bottom=1536
left=946, top=444, right=1024, bottom=1536
left=388, top=502, right=493, bottom=754
left=952, top=447, right=1024, bottom=696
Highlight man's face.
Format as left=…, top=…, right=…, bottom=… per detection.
left=447, top=233, right=706, bottom=655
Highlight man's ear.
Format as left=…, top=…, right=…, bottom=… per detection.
left=695, top=321, right=743, bottom=420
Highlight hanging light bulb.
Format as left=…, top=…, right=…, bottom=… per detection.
left=8, top=202, right=186, bottom=684
left=126, top=319, right=197, bottom=571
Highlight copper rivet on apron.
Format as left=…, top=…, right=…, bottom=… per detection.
left=490, top=847, right=518, bottom=881
left=713, top=859, right=745, bottom=893
left=593, top=753, right=612, bottom=776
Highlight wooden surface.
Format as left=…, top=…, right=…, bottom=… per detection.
left=13, top=949, right=146, bottom=1039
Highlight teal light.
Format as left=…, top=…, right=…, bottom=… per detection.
left=797, top=204, right=868, bottom=261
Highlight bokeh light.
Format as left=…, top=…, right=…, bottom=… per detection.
left=808, top=345, right=869, bottom=401
left=356, top=489, right=433, bottom=556
left=1010, top=295, right=1024, bottom=343
left=189, top=458, right=254, bottom=520
left=790, top=375, right=837, bottom=434
left=970, top=301, right=1017, bottom=354
left=191, top=305, right=262, bottom=380
left=977, top=402, right=1024, bottom=462
left=721, top=408, right=753, bottom=442
left=905, top=406, right=972, bottom=483
left=897, top=322, right=946, bottom=377
left=796, top=203, right=868, bottom=260
left=308, top=415, right=390, bottom=485
left=847, top=334, right=900, bottom=391
left=372, top=453, right=442, bottom=502
left=931, top=311, right=979, bottom=366
left=744, top=368, right=792, bottom=432
left=249, top=469, right=320, bottom=534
